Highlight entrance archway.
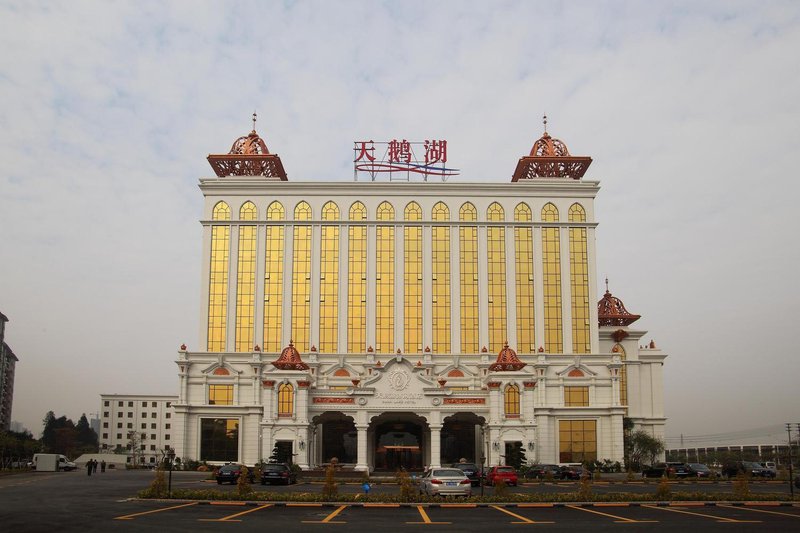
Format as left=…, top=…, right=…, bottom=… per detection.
left=312, top=412, right=356, bottom=465
left=369, top=412, right=428, bottom=471
left=441, top=413, right=486, bottom=465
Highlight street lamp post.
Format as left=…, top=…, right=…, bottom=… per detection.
left=166, top=449, right=176, bottom=498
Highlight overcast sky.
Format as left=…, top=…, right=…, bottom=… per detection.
left=1, top=1, right=798, bottom=448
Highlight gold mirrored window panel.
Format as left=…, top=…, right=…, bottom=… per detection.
left=209, top=384, right=233, bottom=406
left=235, top=201, right=258, bottom=352
left=348, top=201, right=367, bottom=353
left=208, top=201, right=231, bottom=351
left=504, top=384, right=520, bottom=417
left=616, top=344, right=628, bottom=406
left=277, top=383, right=294, bottom=417
left=320, top=202, right=340, bottom=353
left=432, top=202, right=450, bottom=354
left=564, top=385, right=589, bottom=406
left=541, top=203, right=563, bottom=353
left=514, top=203, right=535, bottom=353
left=376, top=202, right=395, bottom=353
left=487, top=202, right=507, bottom=353
left=459, top=202, right=479, bottom=353
left=263, top=201, right=284, bottom=352
left=559, top=420, right=596, bottom=463
left=404, top=201, right=423, bottom=354
left=569, top=203, right=590, bottom=354
left=292, top=201, right=312, bottom=350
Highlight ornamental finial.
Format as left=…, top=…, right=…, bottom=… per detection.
left=605, top=277, right=609, bottom=293
left=252, top=110, right=257, bottom=132
left=543, top=113, right=548, bottom=134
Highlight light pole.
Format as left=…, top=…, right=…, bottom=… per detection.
left=166, top=449, right=176, bottom=498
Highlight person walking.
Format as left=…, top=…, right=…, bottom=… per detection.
left=86, top=460, right=93, bottom=477
left=100, top=460, right=106, bottom=473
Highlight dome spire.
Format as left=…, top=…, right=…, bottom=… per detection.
left=511, top=115, right=592, bottom=181
left=598, top=282, right=641, bottom=327
left=207, top=112, right=288, bottom=180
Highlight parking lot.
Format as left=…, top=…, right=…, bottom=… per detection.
left=0, top=469, right=798, bottom=532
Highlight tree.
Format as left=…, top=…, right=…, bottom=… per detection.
left=75, top=413, right=98, bottom=452
left=505, top=442, right=527, bottom=469
left=127, top=431, right=144, bottom=467
left=627, top=430, right=665, bottom=470
left=41, top=411, right=56, bottom=450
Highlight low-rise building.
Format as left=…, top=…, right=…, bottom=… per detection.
left=98, top=394, right=178, bottom=466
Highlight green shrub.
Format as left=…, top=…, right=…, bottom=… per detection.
left=322, top=465, right=338, bottom=500
left=732, top=473, right=750, bottom=500
left=493, top=477, right=509, bottom=498
left=237, top=466, right=253, bottom=497
left=655, top=477, right=671, bottom=500
left=397, top=469, right=416, bottom=502
left=577, top=475, right=593, bottom=501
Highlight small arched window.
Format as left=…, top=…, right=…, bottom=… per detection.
left=405, top=201, right=422, bottom=221
left=376, top=201, right=394, bottom=220
left=267, top=201, right=285, bottom=221
left=504, top=384, right=521, bottom=417
left=568, top=203, right=586, bottom=222
left=294, top=201, right=312, bottom=221
left=212, top=201, right=231, bottom=221
left=349, top=201, right=367, bottom=220
left=542, top=203, right=559, bottom=222
left=514, top=203, right=531, bottom=222
left=432, top=201, right=449, bottom=221
left=459, top=202, right=477, bottom=222
left=278, top=383, right=294, bottom=417
left=487, top=202, right=504, bottom=222
left=240, top=201, right=257, bottom=221
left=322, top=201, right=340, bottom=221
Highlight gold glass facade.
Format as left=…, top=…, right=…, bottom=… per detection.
left=569, top=203, right=590, bottom=354
left=209, top=384, right=233, bottom=405
left=504, top=384, right=521, bottom=417
left=292, top=202, right=312, bottom=350
left=487, top=202, right=507, bottom=353
left=208, top=201, right=231, bottom=351
left=235, top=201, right=258, bottom=352
left=514, top=203, right=535, bottom=353
left=617, top=344, right=628, bottom=406
left=277, top=383, right=294, bottom=417
left=375, top=202, right=395, bottom=353
left=459, top=203, right=479, bottom=353
left=320, top=202, right=340, bottom=353
left=559, top=420, right=597, bottom=463
left=541, top=203, right=563, bottom=353
left=348, top=202, right=367, bottom=353
left=404, top=202, right=423, bottom=354
left=431, top=202, right=451, bottom=354
left=263, top=201, right=284, bottom=352
left=564, top=386, right=589, bottom=407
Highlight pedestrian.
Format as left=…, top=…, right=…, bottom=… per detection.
left=93, top=459, right=99, bottom=474
left=86, top=460, right=93, bottom=477
left=100, top=460, right=106, bottom=473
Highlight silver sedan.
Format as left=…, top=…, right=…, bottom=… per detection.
left=418, top=468, right=472, bottom=497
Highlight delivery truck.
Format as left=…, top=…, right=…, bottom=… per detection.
left=32, top=453, right=77, bottom=472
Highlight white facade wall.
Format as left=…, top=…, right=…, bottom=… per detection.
left=99, top=394, right=178, bottom=465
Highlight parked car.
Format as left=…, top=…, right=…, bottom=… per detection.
left=215, top=464, right=255, bottom=485
left=260, top=463, right=297, bottom=485
left=485, top=465, right=519, bottom=486
left=686, top=463, right=715, bottom=478
left=642, top=462, right=691, bottom=478
left=418, top=468, right=472, bottom=497
left=450, top=463, right=482, bottom=486
left=760, top=461, right=777, bottom=474
left=528, top=464, right=561, bottom=479
left=559, top=465, right=593, bottom=480
left=722, top=461, right=776, bottom=479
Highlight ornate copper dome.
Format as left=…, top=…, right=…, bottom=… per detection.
left=207, top=112, right=288, bottom=180
left=597, top=284, right=641, bottom=327
left=271, top=341, right=309, bottom=370
left=511, top=115, right=592, bottom=181
left=489, top=342, right=526, bottom=372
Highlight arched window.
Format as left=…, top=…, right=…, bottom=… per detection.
left=568, top=203, right=590, bottom=354
left=208, top=201, right=231, bottom=351
left=459, top=202, right=478, bottom=353
left=514, top=203, right=535, bottom=353
left=277, top=383, right=294, bottom=417
left=348, top=202, right=367, bottom=353
left=376, top=202, right=394, bottom=353
left=404, top=202, right=422, bottom=353
left=615, top=344, right=628, bottom=406
left=487, top=202, right=507, bottom=353
left=319, top=202, right=340, bottom=353
left=263, top=201, right=284, bottom=352
left=431, top=202, right=450, bottom=354
left=541, top=203, right=562, bottom=353
left=504, top=384, right=520, bottom=417
left=292, top=202, right=312, bottom=349
left=235, top=201, right=258, bottom=352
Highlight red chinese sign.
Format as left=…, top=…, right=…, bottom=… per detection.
left=354, top=139, right=459, bottom=181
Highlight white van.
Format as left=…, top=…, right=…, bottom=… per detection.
left=32, top=454, right=77, bottom=472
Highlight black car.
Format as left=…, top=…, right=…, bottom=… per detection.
left=559, top=465, right=592, bottom=480
left=686, top=463, right=715, bottom=478
left=529, top=464, right=561, bottom=479
left=642, top=462, right=691, bottom=478
left=216, top=464, right=256, bottom=485
left=450, top=463, right=481, bottom=486
left=722, top=461, right=776, bottom=479
left=260, top=463, right=297, bottom=485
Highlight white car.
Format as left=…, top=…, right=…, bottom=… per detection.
left=418, top=468, right=472, bottom=497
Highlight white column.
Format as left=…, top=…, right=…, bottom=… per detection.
left=429, top=425, right=442, bottom=468
left=355, top=425, right=368, bottom=471
left=199, top=223, right=212, bottom=350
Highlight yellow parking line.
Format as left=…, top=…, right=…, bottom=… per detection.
left=718, top=505, right=800, bottom=519
left=114, top=502, right=198, bottom=520
left=642, top=504, right=760, bottom=523
left=198, top=503, right=272, bottom=522
left=301, top=504, right=347, bottom=524
left=566, top=505, right=656, bottom=523
left=406, top=505, right=451, bottom=524
left=491, top=505, right=554, bottom=524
